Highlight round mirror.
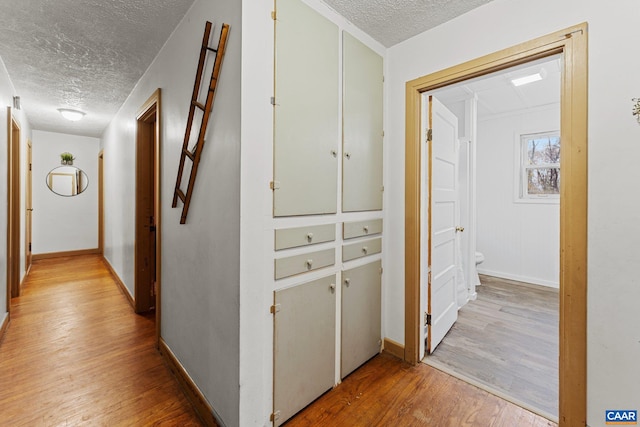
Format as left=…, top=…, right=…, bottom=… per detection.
left=46, top=166, right=89, bottom=197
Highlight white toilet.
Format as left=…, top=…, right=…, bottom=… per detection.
left=473, top=251, right=484, bottom=287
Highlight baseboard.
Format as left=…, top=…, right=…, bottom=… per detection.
left=476, top=269, right=559, bottom=289
left=33, top=248, right=100, bottom=260
left=159, top=338, right=223, bottom=427
left=383, top=338, right=405, bottom=360
left=101, top=257, right=135, bottom=310
left=0, top=312, right=9, bottom=343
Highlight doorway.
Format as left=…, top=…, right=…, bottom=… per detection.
left=25, top=139, right=33, bottom=274
left=7, top=110, right=21, bottom=300
left=98, top=150, right=104, bottom=254
left=134, top=89, right=162, bottom=341
left=420, top=56, right=562, bottom=418
left=404, top=24, right=587, bottom=426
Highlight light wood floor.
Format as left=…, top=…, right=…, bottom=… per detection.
left=1, top=256, right=556, bottom=426
left=425, top=275, right=559, bottom=418
left=0, top=255, right=203, bottom=426
left=285, top=352, right=555, bottom=427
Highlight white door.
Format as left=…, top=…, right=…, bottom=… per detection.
left=426, top=95, right=460, bottom=354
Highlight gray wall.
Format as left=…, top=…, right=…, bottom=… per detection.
left=100, top=0, right=242, bottom=424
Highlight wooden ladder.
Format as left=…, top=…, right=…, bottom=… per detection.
left=172, top=21, right=230, bottom=224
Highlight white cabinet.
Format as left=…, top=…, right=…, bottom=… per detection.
left=273, top=0, right=339, bottom=216
left=272, top=275, right=336, bottom=426
left=341, top=260, right=382, bottom=377
left=275, top=224, right=336, bottom=250
left=342, top=32, right=384, bottom=212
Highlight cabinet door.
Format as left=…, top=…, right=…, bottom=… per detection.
left=274, top=0, right=339, bottom=216
left=341, top=260, right=382, bottom=377
left=342, top=32, right=383, bottom=212
left=273, top=275, right=336, bottom=426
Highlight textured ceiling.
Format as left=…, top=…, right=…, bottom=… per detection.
left=0, top=0, right=496, bottom=138
left=322, top=0, right=495, bottom=47
left=0, top=0, right=196, bottom=137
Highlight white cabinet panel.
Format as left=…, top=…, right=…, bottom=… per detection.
left=342, top=32, right=383, bottom=212
left=273, top=275, right=336, bottom=426
left=274, top=0, right=339, bottom=216
left=343, top=219, right=383, bottom=240
left=275, top=223, right=335, bottom=250
left=341, top=260, right=382, bottom=377
left=342, top=237, right=382, bottom=262
left=274, top=248, right=335, bottom=280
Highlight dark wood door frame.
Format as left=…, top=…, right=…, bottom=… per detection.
left=404, top=24, right=587, bottom=426
left=98, top=150, right=104, bottom=254
left=134, top=89, right=162, bottom=344
left=7, top=109, right=21, bottom=302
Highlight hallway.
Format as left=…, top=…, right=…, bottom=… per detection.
left=0, top=255, right=202, bottom=426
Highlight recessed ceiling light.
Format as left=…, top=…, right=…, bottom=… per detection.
left=511, top=72, right=543, bottom=87
left=58, top=108, right=86, bottom=121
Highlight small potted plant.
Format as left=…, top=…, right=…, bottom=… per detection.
left=60, top=152, right=75, bottom=165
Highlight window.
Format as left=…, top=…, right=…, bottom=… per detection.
left=519, top=132, right=560, bottom=200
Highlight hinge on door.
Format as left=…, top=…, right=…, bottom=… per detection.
left=29, top=242, right=31, bottom=252
left=29, top=163, right=32, bottom=171
left=426, top=128, right=433, bottom=142
left=425, top=312, right=432, bottom=326
left=270, top=181, right=280, bottom=190
left=270, top=96, right=276, bottom=105
left=379, top=267, right=383, bottom=275
left=270, top=411, right=281, bottom=422
left=270, top=304, right=281, bottom=314
left=271, top=11, right=276, bottom=20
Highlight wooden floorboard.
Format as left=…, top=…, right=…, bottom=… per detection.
left=425, top=275, right=559, bottom=418
left=286, top=352, right=556, bottom=427
left=0, top=255, right=203, bottom=426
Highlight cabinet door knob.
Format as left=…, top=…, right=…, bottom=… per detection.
left=329, top=283, right=336, bottom=294
left=344, top=278, right=350, bottom=287
left=344, top=152, right=351, bottom=159
left=330, top=149, right=337, bottom=158
left=455, top=226, right=465, bottom=233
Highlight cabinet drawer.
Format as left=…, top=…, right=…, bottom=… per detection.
left=343, top=219, right=382, bottom=240
left=342, top=238, right=381, bottom=262
left=275, top=248, right=335, bottom=280
left=275, top=224, right=335, bottom=250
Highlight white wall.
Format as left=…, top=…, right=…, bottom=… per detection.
left=239, top=0, right=385, bottom=425
left=101, top=0, right=242, bottom=424
left=0, top=58, right=12, bottom=327
left=476, top=106, right=560, bottom=288
left=31, top=130, right=99, bottom=254
left=386, top=0, right=640, bottom=423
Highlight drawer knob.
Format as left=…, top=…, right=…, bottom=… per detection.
left=306, top=232, right=314, bottom=242
left=362, top=246, right=368, bottom=254
left=305, top=259, right=313, bottom=269
left=363, top=226, right=369, bottom=234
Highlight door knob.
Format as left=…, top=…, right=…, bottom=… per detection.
left=455, top=226, right=465, bottom=232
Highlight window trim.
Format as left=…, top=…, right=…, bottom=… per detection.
left=515, top=130, right=560, bottom=204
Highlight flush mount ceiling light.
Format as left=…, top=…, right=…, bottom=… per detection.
left=58, top=108, right=85, bottom=122
left=511, top=68, right=547, bottom=87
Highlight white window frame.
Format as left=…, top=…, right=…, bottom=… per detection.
left=515, top=130, right=560, bottom=204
